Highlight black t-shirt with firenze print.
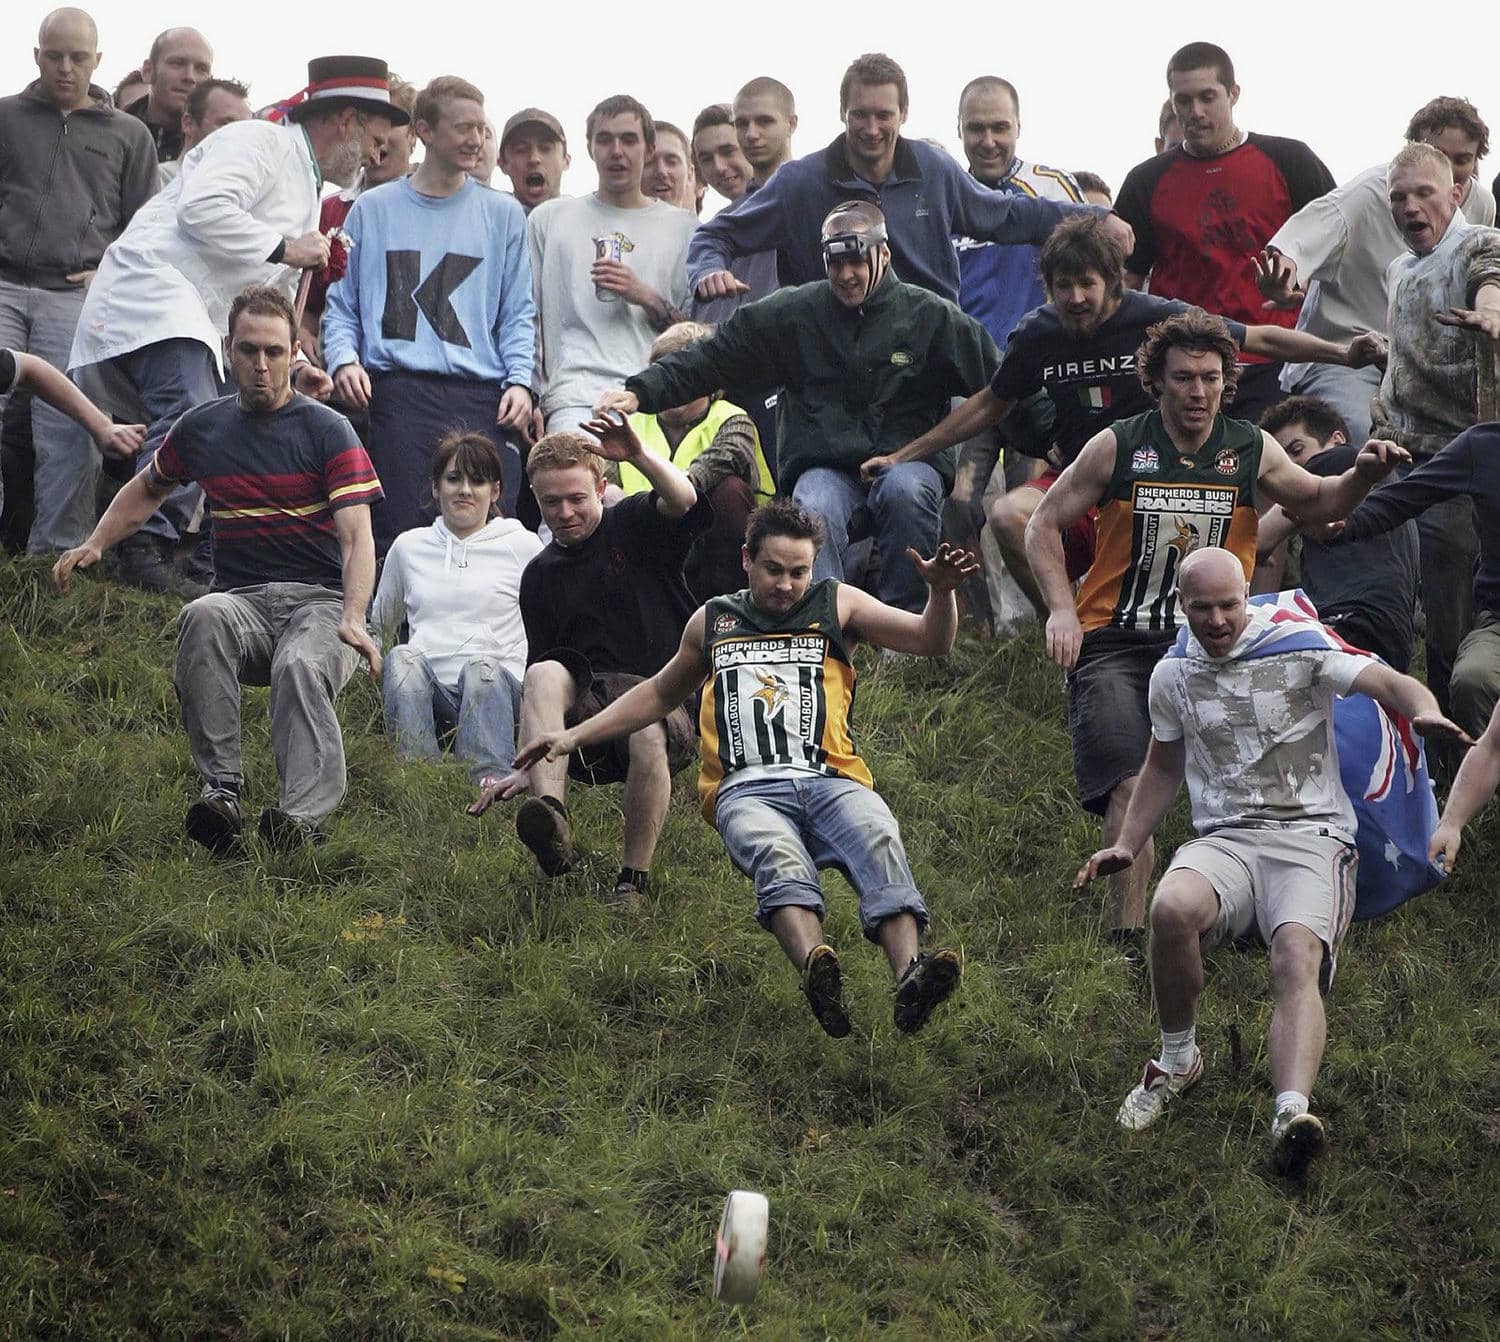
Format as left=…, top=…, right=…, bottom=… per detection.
left=1115, top=134, right=1334, bottom=358
left=520, top=490, right=710, bottom=679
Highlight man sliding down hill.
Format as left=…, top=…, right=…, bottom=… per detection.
left=1076, top=547, right=1468, bottom=1176
left=501, top=498, right=973, bottom=1038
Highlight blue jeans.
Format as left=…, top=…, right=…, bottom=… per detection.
left=793, top=462, right=944, bottom=612
left=715, top=774, right=929, bottom=942
left=368, top=371, right=522, bottom=557
left=382, top=646, right=521, bottom=781
left=0, top=278, right=94, bottom=552
left=115, top=337, right=223, bottom=543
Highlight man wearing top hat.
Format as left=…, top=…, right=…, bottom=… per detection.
left=70, top=55, right=406, bottom=595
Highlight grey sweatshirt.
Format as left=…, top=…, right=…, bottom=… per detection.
left=0, top=81, right=158, bottom=289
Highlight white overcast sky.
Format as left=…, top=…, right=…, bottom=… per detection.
left=10, top=1, right=1497, bottom=209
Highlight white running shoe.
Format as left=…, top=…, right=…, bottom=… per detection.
left=1117, top=1053, right=1204, bottom=1131
left=1271, top=1109, right=1328, bottom=1177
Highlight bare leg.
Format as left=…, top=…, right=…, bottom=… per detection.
left=768, top=906, right=827, bottom=970
left=875, top=911, right=921, bottom=977
left=517, top=660, right=575, bottom=803
left=1267, top=923, right=1328, bottom=1097
left=620, top=721, right=670, bottom=871
left=988, top=487, right=1048, bottom=617
left=1103, top=776, right=1152, bottom=931
left=1147, top=870, right=1220, bottom=1030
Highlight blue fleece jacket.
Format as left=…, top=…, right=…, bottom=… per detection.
left=686, top=133, right=1100, bottom=303
left=322, top=176, right=534, bottom=387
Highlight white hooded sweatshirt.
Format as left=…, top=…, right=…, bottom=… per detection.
left=372, top=515, right=544, bottom=687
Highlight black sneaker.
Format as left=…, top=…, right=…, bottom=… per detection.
left=115, top=535, right=207, bottom=599
left=801, top=944, right=852, bottom=1039
left=178, top=537, right=214, bottom=588
left=893, top=948, right=962, bottom=1034
left=185, top=785, right=244, bottom=853
left=258, top=806, right=323, bottom=851
left=516, top=796, right=573, bottom=876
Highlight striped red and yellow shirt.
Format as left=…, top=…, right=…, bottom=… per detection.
left=153, top=392, right=382, bottom=590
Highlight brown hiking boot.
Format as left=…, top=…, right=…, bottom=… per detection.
left=801, top=944, right=852, bottom=1038
left=516, top=796, right=574, bottom=876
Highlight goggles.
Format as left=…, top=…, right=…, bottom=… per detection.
left=821, top=227, right=886, bottom=266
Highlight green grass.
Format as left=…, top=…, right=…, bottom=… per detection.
left=1, top=558, right=1496, bottom=1340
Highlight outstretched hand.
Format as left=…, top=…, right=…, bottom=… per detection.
left=338, top=619, right=382, bottom=682
left=1353, top=437, right=1410, bottom=482
left=1252, top=248, right=1304, bottom=309
left=1346, top=330, right=1388, bottom=370
left=1428, top=822, right=1462, bottom=874
left=1073, top=845, right=1134, bottom=889
left=467, top=768, right=530, bottom=816
left=97, top=423, right=147, bottom=458
left=51, top=543, right=103, bottom=593
left=907, top=542, right=979, bottom=592
left=1410, top=711, right=1474, bottom=748
left=1434, top=306, right=1500, bottom=340
left=579, top=409, right=645, bottom=463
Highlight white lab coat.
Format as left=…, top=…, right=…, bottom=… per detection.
left=70, top=118, right=319, bottom=376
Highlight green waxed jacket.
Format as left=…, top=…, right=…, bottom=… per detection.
left=626, top=270, right=999, bottom=494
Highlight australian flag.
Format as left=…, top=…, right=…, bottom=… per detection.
left=1168, top=589, right=1444, bottom=920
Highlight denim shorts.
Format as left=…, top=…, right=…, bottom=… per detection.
left=715, top=774, right=929, bottom=942
left=1065, top=630, right=1174, bottom=815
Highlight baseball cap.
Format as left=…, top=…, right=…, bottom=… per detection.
left=501, top=107, right=566, bottom=151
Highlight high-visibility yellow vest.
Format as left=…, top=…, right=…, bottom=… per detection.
left=622, top=398, right=775, bottom=502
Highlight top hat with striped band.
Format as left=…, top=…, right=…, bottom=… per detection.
left=281, top=56, right=410, bottom=126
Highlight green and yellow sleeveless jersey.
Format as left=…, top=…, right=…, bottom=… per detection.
left=698, top=578, right=873, bottom=818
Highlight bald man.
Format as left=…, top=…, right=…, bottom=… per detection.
left=0, top=8, right=157, bottom=551
left=1076, top=546, right=1467, bottom=1176
left=123, top=26, right=213, bottom=163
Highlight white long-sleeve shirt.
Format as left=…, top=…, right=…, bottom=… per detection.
left=371, top=515, right=543, bottom=686
left=70, top=119, right=319, bottom=374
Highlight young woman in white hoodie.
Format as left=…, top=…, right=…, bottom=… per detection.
left=373, top=431, right=544, bottom=801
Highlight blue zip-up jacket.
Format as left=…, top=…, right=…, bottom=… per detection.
left=956, top=158, right=1083, bottom=351
left=322, top=176, right=534, bottom=388
left=686, top=133, right=1099, bottom=303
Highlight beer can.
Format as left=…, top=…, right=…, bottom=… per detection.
left=593, top=235, right=623, bottom=303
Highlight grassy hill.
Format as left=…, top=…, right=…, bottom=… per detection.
left=1, top=558, right=1495, bottom=1340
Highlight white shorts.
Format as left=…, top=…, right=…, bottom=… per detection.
left=1165, top=825, right=1358, bottom=994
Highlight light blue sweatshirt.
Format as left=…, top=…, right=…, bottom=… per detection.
left=322, top=176, right=534, bottom=387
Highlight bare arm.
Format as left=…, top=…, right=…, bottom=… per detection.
left=1349, top=662, right=1470, bottom=745
left=51, top=470, right=175, bottom=591
left=1257, top=429, right=1407, bottom=522
left=17, top=353, right=146, bottom=459
left=517, top=610, right=711, bottom=764
left=1073, top=734, right=1185, bottom=885
left=836, top=545, right=978, bottom=656
left=860, top=386, right=1015, bottom=482
left=1240, top=318, right=1381, bottom=370
left=333, top=504, right=381, bottom=680
left=1254, top=505, right=1299, bottom=564
left=1024, top=429, right=1117, bottom=668
left=1431, top=698, right=1500, bottom=872
left=582, top=411, right=698, bottom=519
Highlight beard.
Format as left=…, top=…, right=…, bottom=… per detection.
left=321, top=126, right=365, bottom=187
